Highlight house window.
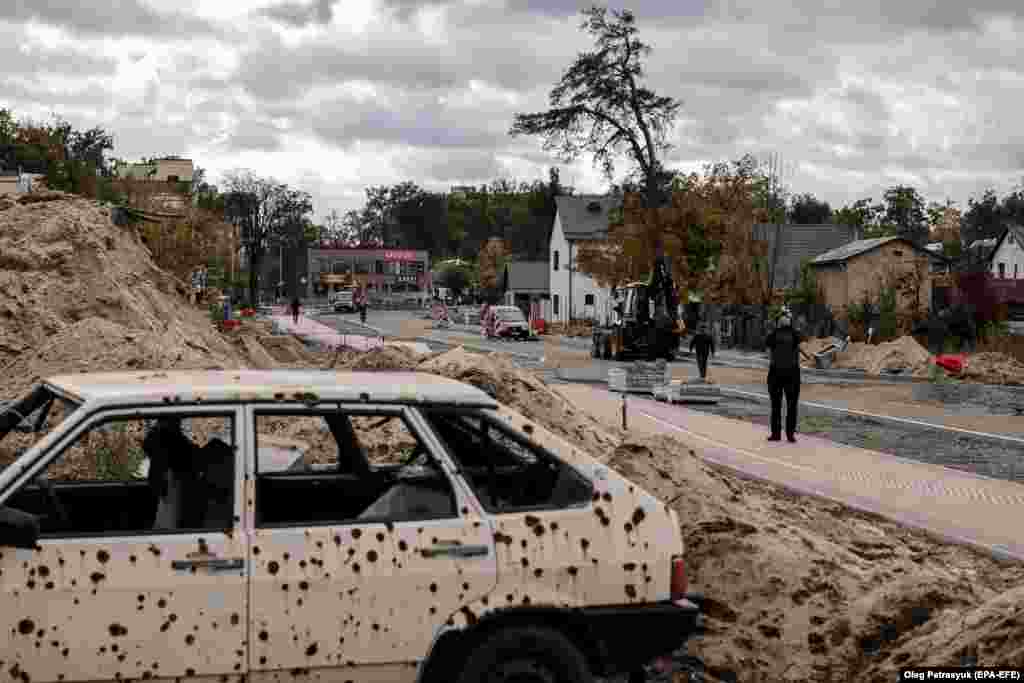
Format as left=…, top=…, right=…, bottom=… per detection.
left=553, top=294, right=560, bottom=316
left=553, top=250, right=559, bottom=271
left=584, top=294, right=595, bottom=306
left=999, top=263, right=1007, bottom=279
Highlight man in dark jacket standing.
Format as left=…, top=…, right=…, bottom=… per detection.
left=764, top=314, right=805, bottom=443
left=689, top=324, right=715, bottom=380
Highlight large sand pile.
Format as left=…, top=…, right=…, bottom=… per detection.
left=801, top=333, right=1024, bottom=384
left=963, top=352, right=1024, bottom=386
left=806, top=336, right=933, bottom=376
left=0, top=192, right=244, bottom=397
left=592, top=434, right=1024, bottom=682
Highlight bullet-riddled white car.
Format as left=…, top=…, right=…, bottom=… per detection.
left=0, top=370, right=703, bottom=683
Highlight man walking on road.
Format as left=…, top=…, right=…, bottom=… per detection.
left=357, top=289, right=368, bottom=325
left=764, top=314, right=807, bottom=443
left=290, top=297, right=301, bottom=326
left=689, top=323, right=715, bottom=380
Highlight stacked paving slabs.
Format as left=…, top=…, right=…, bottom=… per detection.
left=654, top=378, right=721, bottom=404
left=608, top=360, right=667, bottom=394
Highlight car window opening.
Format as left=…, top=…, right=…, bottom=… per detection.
left=253, top=410, right=457, bottom=528
left=422, top=408, right=592, bottom=513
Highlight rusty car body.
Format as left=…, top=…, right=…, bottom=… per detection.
left=0, top=370, right=703, bottom=683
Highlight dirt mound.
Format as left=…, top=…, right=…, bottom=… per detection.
left=864, top=583, right=1024, bottom=672
left=963, top=352, right=1024, bottom=386
left=0, top=193, right=243, bottom=396
left=417, top=346, right=620, bottom=455
left=329, top=344, right=425, bottom=371
left=593, top=431, right=1024, bottom=682
left=831, top=337, right=931, bottom=375
left=1, top=317, right=234, bottom=390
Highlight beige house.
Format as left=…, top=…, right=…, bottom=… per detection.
left=116, top=157, right=194, bottom=183
left=811, top=236, right=951, bottom=318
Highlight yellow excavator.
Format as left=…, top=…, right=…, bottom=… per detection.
left=591, top=255, right=685, bottom=361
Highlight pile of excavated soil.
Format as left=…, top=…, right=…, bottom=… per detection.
left=327, top=344, right=426, bottom=371
left=962, top=352, right=1024, bottom=386
left=830, top=337, right=932, bottom=376
left=592, top=434, right=1024, bottom=682
left=0, top=192, right=244, bottom=397
left=416, top=346, right=620, bottom=456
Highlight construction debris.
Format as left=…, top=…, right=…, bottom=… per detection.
left=608, top=359, right=667, bottom=393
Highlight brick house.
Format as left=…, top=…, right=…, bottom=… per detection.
left=810, top=236, right=952, bottom=319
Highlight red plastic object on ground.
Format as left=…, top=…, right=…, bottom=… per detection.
left=532, top=318, right=546, bottom=334
left=934, top=353, right=967, bottom=375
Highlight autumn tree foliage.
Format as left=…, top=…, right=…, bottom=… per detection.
left=478, top=237, right=509, bottom=292
left=576, top=155, right=772, bottom=305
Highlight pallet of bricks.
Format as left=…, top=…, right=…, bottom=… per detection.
left=608, top=360, right=667, bottom=393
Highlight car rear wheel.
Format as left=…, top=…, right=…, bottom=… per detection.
left=456, top=626, right=593, bottom=683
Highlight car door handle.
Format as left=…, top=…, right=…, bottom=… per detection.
left=172, top=558, right=245, bottom=571
left=421, top=543, right=490, bottom=559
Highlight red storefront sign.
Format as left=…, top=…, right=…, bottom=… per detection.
left=383, top=250, right=418, bottom=262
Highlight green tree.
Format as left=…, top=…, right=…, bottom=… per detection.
left=0, top=108, right=16, bottom=146
left=961, top=189, right=1003, bottom=247
left=835, top=198, right=886, bottom=237
left=788, top=193, right=833, bottom=224
left=883, top=185, right=928, bottom=244
left=437, top=265, right=471, bottom=296
left=510, top=6, right=680, bottom=213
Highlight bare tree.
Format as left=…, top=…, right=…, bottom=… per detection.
left=221, top=170, right=313, bottom=305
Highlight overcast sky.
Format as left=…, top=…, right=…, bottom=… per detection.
left=3, top=0, right=1022, bottom=221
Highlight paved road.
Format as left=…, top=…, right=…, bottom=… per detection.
left=557, top=383, right=1024, bottom=562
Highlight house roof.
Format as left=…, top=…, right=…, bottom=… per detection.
left=987, top=224, right=1024, bottom=263
left=752, top=222, right=860, bottom=288
left=555, top=195, right=619, bottom=240
left=506, top=261, right=549, bottom=292
left=46, top=370, right=497, bottom=408
left=811, top=235, right=949, bottom=265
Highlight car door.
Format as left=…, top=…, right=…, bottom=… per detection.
left=245, top=402, right=497, bottom=683
left=0, top=405, right=249, bottom=683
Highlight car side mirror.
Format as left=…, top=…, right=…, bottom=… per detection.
left=0, top=506, right=40, bottom=549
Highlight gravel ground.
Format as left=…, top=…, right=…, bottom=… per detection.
left=684, top=393, right=1024, bottom=483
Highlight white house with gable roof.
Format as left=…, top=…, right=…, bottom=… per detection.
left=988, top=225, right=1024, bottom=279
left=548, top=195, right=618, bottom=324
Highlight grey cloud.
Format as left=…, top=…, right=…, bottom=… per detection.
left=0, top=25, right=118, bottom=77
left=224, top=120, right=284, bottom=152
left=0, top=0, right=222, bottom=37
left=309, top=92, right=509, bottom=149
left=0, top=78, right=113, bottom=110
left=261, top=0, right=335, bottom=26
left=236, top=38, right=562, bottom=102
left=395, top=148, right=508, bottom=184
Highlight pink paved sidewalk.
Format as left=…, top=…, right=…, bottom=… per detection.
left=556, top=383, right=1024, bottom=562
left=269, top=315, right=383, bottom=351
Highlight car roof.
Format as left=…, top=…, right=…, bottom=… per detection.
left=44, top=370, right=498, bottom=408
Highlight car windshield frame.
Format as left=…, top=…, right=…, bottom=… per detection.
left=0, top=384, right=83, bottom=470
